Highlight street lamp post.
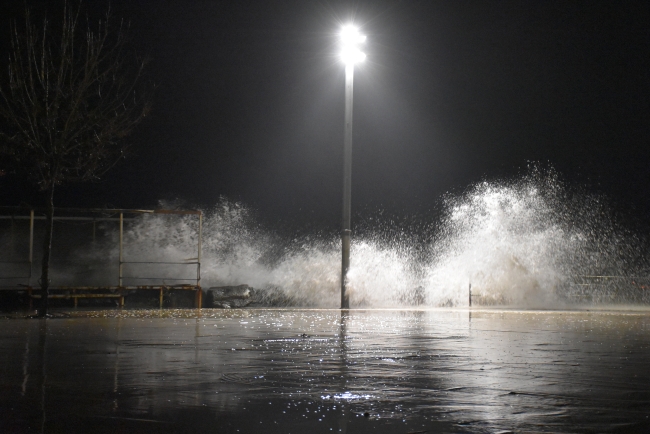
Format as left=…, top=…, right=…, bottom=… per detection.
left=339, top=25, right=366, bottom=309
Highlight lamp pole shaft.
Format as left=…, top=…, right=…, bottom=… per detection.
left=341, top=64, right=354, bottom=309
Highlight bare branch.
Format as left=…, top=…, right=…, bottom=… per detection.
left=0, top=0, right=151, bottom=190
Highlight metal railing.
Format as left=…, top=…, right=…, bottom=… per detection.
left=467, top=274, right=650, bottom=306
left=0, top=207, right=203, bottom=290
left=0, top=209, right=34, bottom=285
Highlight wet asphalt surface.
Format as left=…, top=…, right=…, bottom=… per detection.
left=1, top=308, right=650, bottom=433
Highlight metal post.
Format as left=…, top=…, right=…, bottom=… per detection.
left=28, top=210, right=34, bottom=285
left=341, top=63, right=354, bottom=309
left=9, top=215, right=15, bottom=259
left=197, top=213, right=202, bottom=287
left=197, top=213, right=202, bottom=309
left=119, top=213, right=123, bottom=287
left=469, top=283, right=472, bottom=307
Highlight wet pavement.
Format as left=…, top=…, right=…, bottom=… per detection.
left=1, top=308, right=649, bottom=433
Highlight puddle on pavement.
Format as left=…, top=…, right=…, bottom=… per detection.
left=1, top=308, right=650, bottom=433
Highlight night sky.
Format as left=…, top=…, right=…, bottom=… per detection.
left=1, top=0, right=649, bottom=231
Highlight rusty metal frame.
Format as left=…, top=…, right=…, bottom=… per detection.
left=0, top=207, right=204, bottom=308
left=116, top=209, right=202, bottom=288
left=0, top=209, right=34, bottom=284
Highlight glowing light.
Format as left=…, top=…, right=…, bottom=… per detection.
left=340, top=46, right=366, bottom=65
left=340, top=25, right=366, bottom=45
left=340, top=24, right=366, bottom=65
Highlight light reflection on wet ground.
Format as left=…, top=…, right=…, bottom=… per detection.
left=1, top=308, right=650, bottom=433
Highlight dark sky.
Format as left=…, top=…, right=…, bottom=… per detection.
left=1, top=0, right=649, bottom=230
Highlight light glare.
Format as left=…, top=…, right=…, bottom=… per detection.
left=341, top=47, right=366, bottom=65
left=339, top=24, right=366, bottom=66
left=340, top=25, right=366, bottom=46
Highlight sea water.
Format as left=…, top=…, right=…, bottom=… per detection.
left=74, top=168, right=647, bottom=308
left=2, top=168, right=648, bottom=308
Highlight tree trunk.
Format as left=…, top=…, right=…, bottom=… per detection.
left=37, top=185, right=55, bottom=317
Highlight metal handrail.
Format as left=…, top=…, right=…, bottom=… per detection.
left=1, top=207, right=203, bottom=289
left=121, top=261, right=200, bottom=265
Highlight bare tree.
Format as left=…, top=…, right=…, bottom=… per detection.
left=0, top=2, right=150, bottom=316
